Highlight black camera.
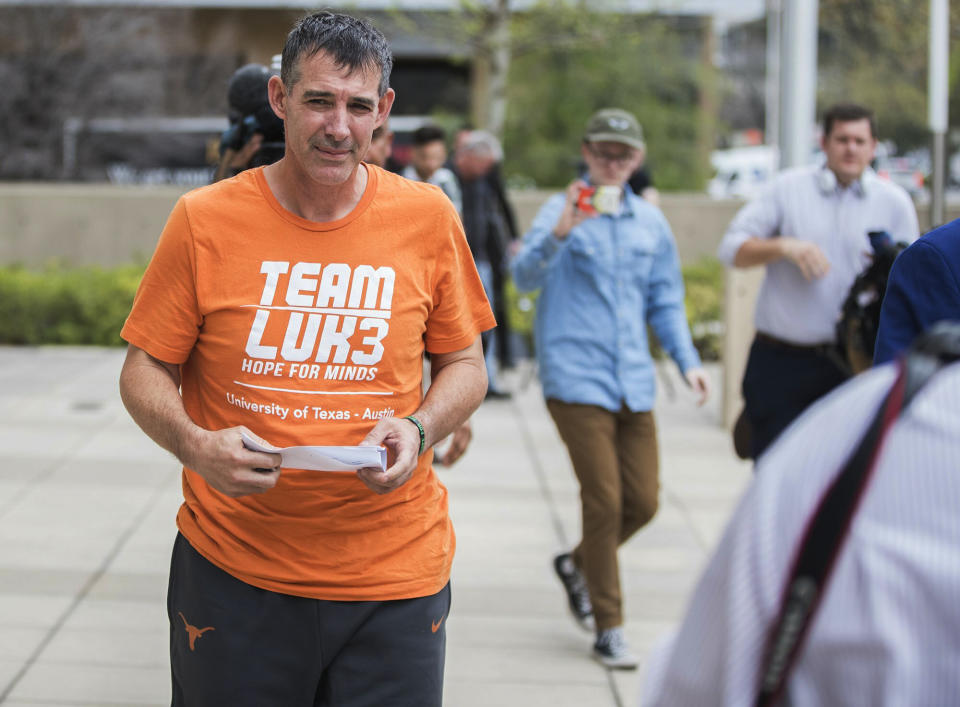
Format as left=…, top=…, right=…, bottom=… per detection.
left=836, top=230, right=907, bottom=373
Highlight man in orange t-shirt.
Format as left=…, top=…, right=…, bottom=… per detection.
left=118, top=11, right=492, bottom=706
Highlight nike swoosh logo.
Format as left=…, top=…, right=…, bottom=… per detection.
left=431, top=615, right=444, bottom=633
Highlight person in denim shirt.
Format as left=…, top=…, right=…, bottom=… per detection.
left=511, top=108, right=709, bottom=669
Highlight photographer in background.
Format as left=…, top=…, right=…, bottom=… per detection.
left=511, top=108, right=709, bottom=669
left=213, top=63, right=285, bottom=181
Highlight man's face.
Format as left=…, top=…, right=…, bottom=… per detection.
left=412, top=140, right=447, bottom=180
left=582, top=141, right=642, bottom=186
left=268, top=50, right=394, bottom=186
left=455, top=150, right=494, bottom=181
left=365, top=129, right=393, bottom=168
left=822, top=118, right=876, bottom=186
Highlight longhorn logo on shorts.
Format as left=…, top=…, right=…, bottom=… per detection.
left=179, top=611, right=215, bottom=651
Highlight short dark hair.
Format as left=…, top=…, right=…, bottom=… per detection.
left=280, top=11, right=393, bottom=96
left=822, top=103, right=876, bottom=138
left=412, top=125, right=446, bottom=147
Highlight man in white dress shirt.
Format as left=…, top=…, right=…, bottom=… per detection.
left=718, top=103, right=919, bottom=459
left=641, top=336, right=960, bottom=706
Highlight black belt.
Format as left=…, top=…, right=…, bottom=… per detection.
left=755, top=332, right=836, bottom=356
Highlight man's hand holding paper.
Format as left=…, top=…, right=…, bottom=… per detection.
left=355, top=415, right=423, bottom=495
left=240, top=432, right=387, bottom=473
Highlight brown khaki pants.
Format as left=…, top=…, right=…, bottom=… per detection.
left=547, top=399, right=659, bottom=630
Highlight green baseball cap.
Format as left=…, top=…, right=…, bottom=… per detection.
left=584, top=108, right=645, bottom=150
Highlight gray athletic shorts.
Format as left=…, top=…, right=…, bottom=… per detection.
left=168, top=532, right=450, bottom=707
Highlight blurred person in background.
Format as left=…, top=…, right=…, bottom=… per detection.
left=718, top=103, right=919, bottom=460
left=403, top=124, right=462, bottom=212
left=577, top=128, right=659, bottom=206
left=627, top=156, right=659, bottom=206
left=363, top=126, right=474, bottom=467
left=364, top=122, right=394, bottom=170
left=874, top=218, right=960, bottom=364
left=511, top=108, right=709, bottom=669
left=455, top=130, right=516, bottom=398
left=452, top=126, right=521, bottom=371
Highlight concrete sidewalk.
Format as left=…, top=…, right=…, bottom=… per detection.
left=0, top=347, right=750, bottom=706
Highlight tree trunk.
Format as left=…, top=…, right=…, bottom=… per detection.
left=479, top=0, right=511, bottom=139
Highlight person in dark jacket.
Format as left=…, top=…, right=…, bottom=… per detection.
left=874, top=219, right=960, bottom=364
left=454, top=130, right=516, bottom=398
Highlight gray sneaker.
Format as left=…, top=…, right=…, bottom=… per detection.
left=553, top=553, right=595, bottom=632
left=592, top=627, right=638, bottom=670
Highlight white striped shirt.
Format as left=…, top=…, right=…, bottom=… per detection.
left=716, top=165, right=919, bottom=345
left=641, top=362, right=960, bottom=706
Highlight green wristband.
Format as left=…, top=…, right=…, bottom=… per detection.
left=403, top=415, right=426, bottom=456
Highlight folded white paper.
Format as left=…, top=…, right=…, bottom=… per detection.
left=241, top=432, right=387, bottom=472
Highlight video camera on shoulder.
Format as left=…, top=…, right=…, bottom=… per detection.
left=220, top=63, right=285, bottom=169
left=836, top=229, right=908, bottom=374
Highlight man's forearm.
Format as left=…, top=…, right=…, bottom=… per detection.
left=415, top=339, right=487, bottom=449
left=733, top=237, right=787, bottom=267
left=118, top=346, right=202, bottom=467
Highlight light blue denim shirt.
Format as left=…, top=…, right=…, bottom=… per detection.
left=511, top=189, right=700, bottom=412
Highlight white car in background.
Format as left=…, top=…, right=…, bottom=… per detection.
left=709, top=143, right=930, bottom=202
left=875, top=156, right=926, bottom=198
left=707, top=145, right=778, bottom=200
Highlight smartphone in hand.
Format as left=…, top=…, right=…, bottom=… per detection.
left=576, top=185, right=622, bottom=215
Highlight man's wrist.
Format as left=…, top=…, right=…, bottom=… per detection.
left=777, top=236, right=795, bottom=259
left=552, top=220, right=572, bottom=240
left=173, top=421, right=205, bottom=469
left=403, top=415, right=426, bottom=456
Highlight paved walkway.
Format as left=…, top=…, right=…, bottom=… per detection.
left=0, top=347, right=750, bottom=706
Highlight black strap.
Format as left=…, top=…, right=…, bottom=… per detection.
left=755, top=322, right=960, bottom=707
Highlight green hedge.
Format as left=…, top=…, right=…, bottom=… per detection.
left=0, top=263, right=145, bottom=345
left=682, top=257, right=725, bottom=361
left=0, top=258, right=725, bottom=359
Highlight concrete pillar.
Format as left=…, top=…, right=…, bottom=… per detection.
left=778, top=0, right=818, bottom=169
left=721, top=268, right=765, bottom=429
left=929, top=0, right=949, bottom=228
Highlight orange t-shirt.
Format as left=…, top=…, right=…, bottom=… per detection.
left=121, top=165, right=495, bottom=600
